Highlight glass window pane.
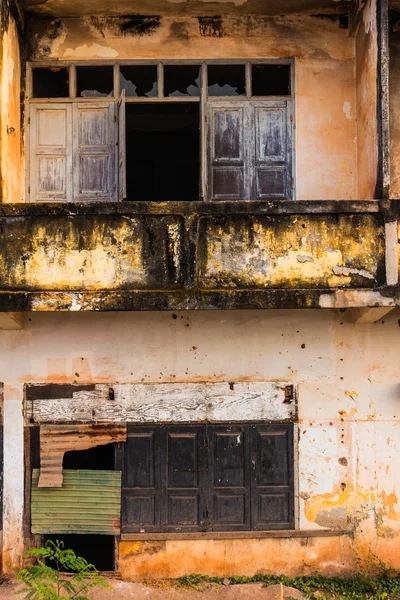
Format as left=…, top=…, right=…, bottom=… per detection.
left=164, top=65, right=201, bottom=97
left=76, top=66, right=114, bottom=97
left=32, top=68, right=69, bottom=98
left=120, top=65, right=158, bottom=97
left=207, top=65, right=245, bottom=96
left=252, top=64, right=290, bottom=96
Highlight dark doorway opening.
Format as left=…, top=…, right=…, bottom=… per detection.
left=44, top=534, right=114, bottom=572
left=126, top=103, right=200, bottom=201
left=63, top=443, right=115, bottom=470
left=41, top=443, right=117, bottom=571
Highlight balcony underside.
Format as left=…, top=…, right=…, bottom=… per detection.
left=0, top=200, right=398, bottom=312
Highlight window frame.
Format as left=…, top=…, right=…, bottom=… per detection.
left=26, top=59, right=296, bottom=203
left=120, top=422, right=295, bottom=535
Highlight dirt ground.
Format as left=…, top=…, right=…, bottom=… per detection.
left=0, top=579, right=306, bottom=599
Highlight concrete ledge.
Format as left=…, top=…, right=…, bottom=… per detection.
left=120, top=529, right=352, bottom=541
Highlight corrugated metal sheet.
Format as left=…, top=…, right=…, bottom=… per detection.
left=39, top=424, right=127, bottom=487
left=31, top=469, right=122, bottom=535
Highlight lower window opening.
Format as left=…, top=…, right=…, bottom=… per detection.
left=63, top=442, right=115, bottom=470
left=126, top=103, right=200, bottom=201
left=44, top=534, right=115, bottom=572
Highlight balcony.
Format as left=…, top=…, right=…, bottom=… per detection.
left=0, top=200, right=398, bottom=313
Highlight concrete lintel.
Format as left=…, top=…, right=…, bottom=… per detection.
left=319, top=290, right=396, bottom=309
left=0, top=312, right=24, bottom=330
left=385, top=221, right=398, bottom=286
left=351, top=306, right=395, bottom=323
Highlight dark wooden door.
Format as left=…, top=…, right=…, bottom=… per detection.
left=208, top=425, right=251, bottom=531
left=161, top=426, right=208, bottom=532
left=250, top=424, right=294, bottom=530
left=122, top=423, right=294, bottom=533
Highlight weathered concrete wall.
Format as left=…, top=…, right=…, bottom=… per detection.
left=0, top=211, right=385, bottom=299
left=0, top=1, right=23, bottom=204
left=2, top=309, right=400, bottom=574
left=198, top=214, right=384, bottom=289
left=355, top=0, right=379, bottom=199
left=26, top=13, right=357, bottom=201
left=390, top=10, right=400, bottom=198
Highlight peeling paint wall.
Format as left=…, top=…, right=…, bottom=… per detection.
left=0, top=0, right=23, bottom=204
left=355, top=0, right=379, bottom=199
left=2, top=309, right=400, bottom=574
left=389, top=10, right=400, bottom=198
left=26, top=13, right=358, bottom=200
left=0, top=211, right=385, bottom=298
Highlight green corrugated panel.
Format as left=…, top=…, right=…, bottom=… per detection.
left=31, top=469, right=122, bottom=535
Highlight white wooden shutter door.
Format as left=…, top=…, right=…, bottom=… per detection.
left=207, top=101, right=250, bottom=201
left=251, top=101, right=292, bottom=200
left=118, top=90, right=126, bottom=201
left=29, top=103, right=72, bottom=202
left=73, top=102, right=115, bottom=202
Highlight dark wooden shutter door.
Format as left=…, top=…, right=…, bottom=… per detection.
left=162, top=427, right=207, bottom=532
left=122, top=427, right=160, bottom=533
left=208, top=425, right=251, bottom=531
left=207, top=102, right=249, bottom=200
left=251, top=101, right=292, bottom=200
left=72, top=102, right=116, bottom=201
left=251, top=424, right=294, bottom=530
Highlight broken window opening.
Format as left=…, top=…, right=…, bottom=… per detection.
left=208, top=65, right=246, bottom=97
left=76, top=66, right=114, bottom=98
left=32, top=68, right=69, bottom=98
left=120, top=65, right=158, bottom=98
left=63, top=443, right=115, bottom=470
left=44, top=534, right=115, bottom=572
left=252, top=64, right=291, bottom=97
left=164, top=65, right=201, bottom=97
left=126, top=103, right=200, bottom=201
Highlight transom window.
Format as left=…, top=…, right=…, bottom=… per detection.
left=27, top=61, right=294, bottom=203
left=122, top=423, right=294, bottom=533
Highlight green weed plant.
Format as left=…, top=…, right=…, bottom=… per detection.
left=16, top=539, right=111, bottom=599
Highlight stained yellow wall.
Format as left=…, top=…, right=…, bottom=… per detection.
left=0, top=5, right=23, bottom=203
left=27, top=13, right=358, bottom=200
left=390, top=10, right=400, bottom=198
left=355, top=0, right=379, bottom=199
left=2, top=309, right=400, bottom=574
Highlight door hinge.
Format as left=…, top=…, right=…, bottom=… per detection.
left=28, top=185, right=31, bottom=194
left=284, top=384, right=294, bottom=404
left=291, top=177, right=294, bottom=189
left=114, top=115, right=117, bottom=122
left=28, top=117, right=31, bottom=125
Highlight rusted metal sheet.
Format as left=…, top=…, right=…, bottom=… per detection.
left=31, top=469, right=122, bottom=535
left=38, top=424, right=127, bottom=487
left=26, top=382, right=297, bottom=424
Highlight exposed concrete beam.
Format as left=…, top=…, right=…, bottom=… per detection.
left=0, top=313, right=24, bottom=330
left=351, top=307, right=395, bottom=323
left=385, top=221, right=399, bottom=285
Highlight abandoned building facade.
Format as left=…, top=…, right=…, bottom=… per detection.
left=1, top=0, right=400, bottom=579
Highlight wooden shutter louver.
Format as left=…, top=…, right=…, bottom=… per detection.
left=73, top=102, right=116, bottom=201
left=208, top=102, right=249, bottom=200
left=207, top=100, right=292, bottom=201
left=29, top=104, right=72, bottom=202
left=252, top=101, right=292, bottom=200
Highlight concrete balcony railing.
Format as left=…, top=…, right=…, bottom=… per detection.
left=0, top=200, right=398, bottom=312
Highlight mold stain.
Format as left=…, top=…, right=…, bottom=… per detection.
left=198, top=16, right=224, bottom=38
left=120, top=15, right=161, bottom=37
